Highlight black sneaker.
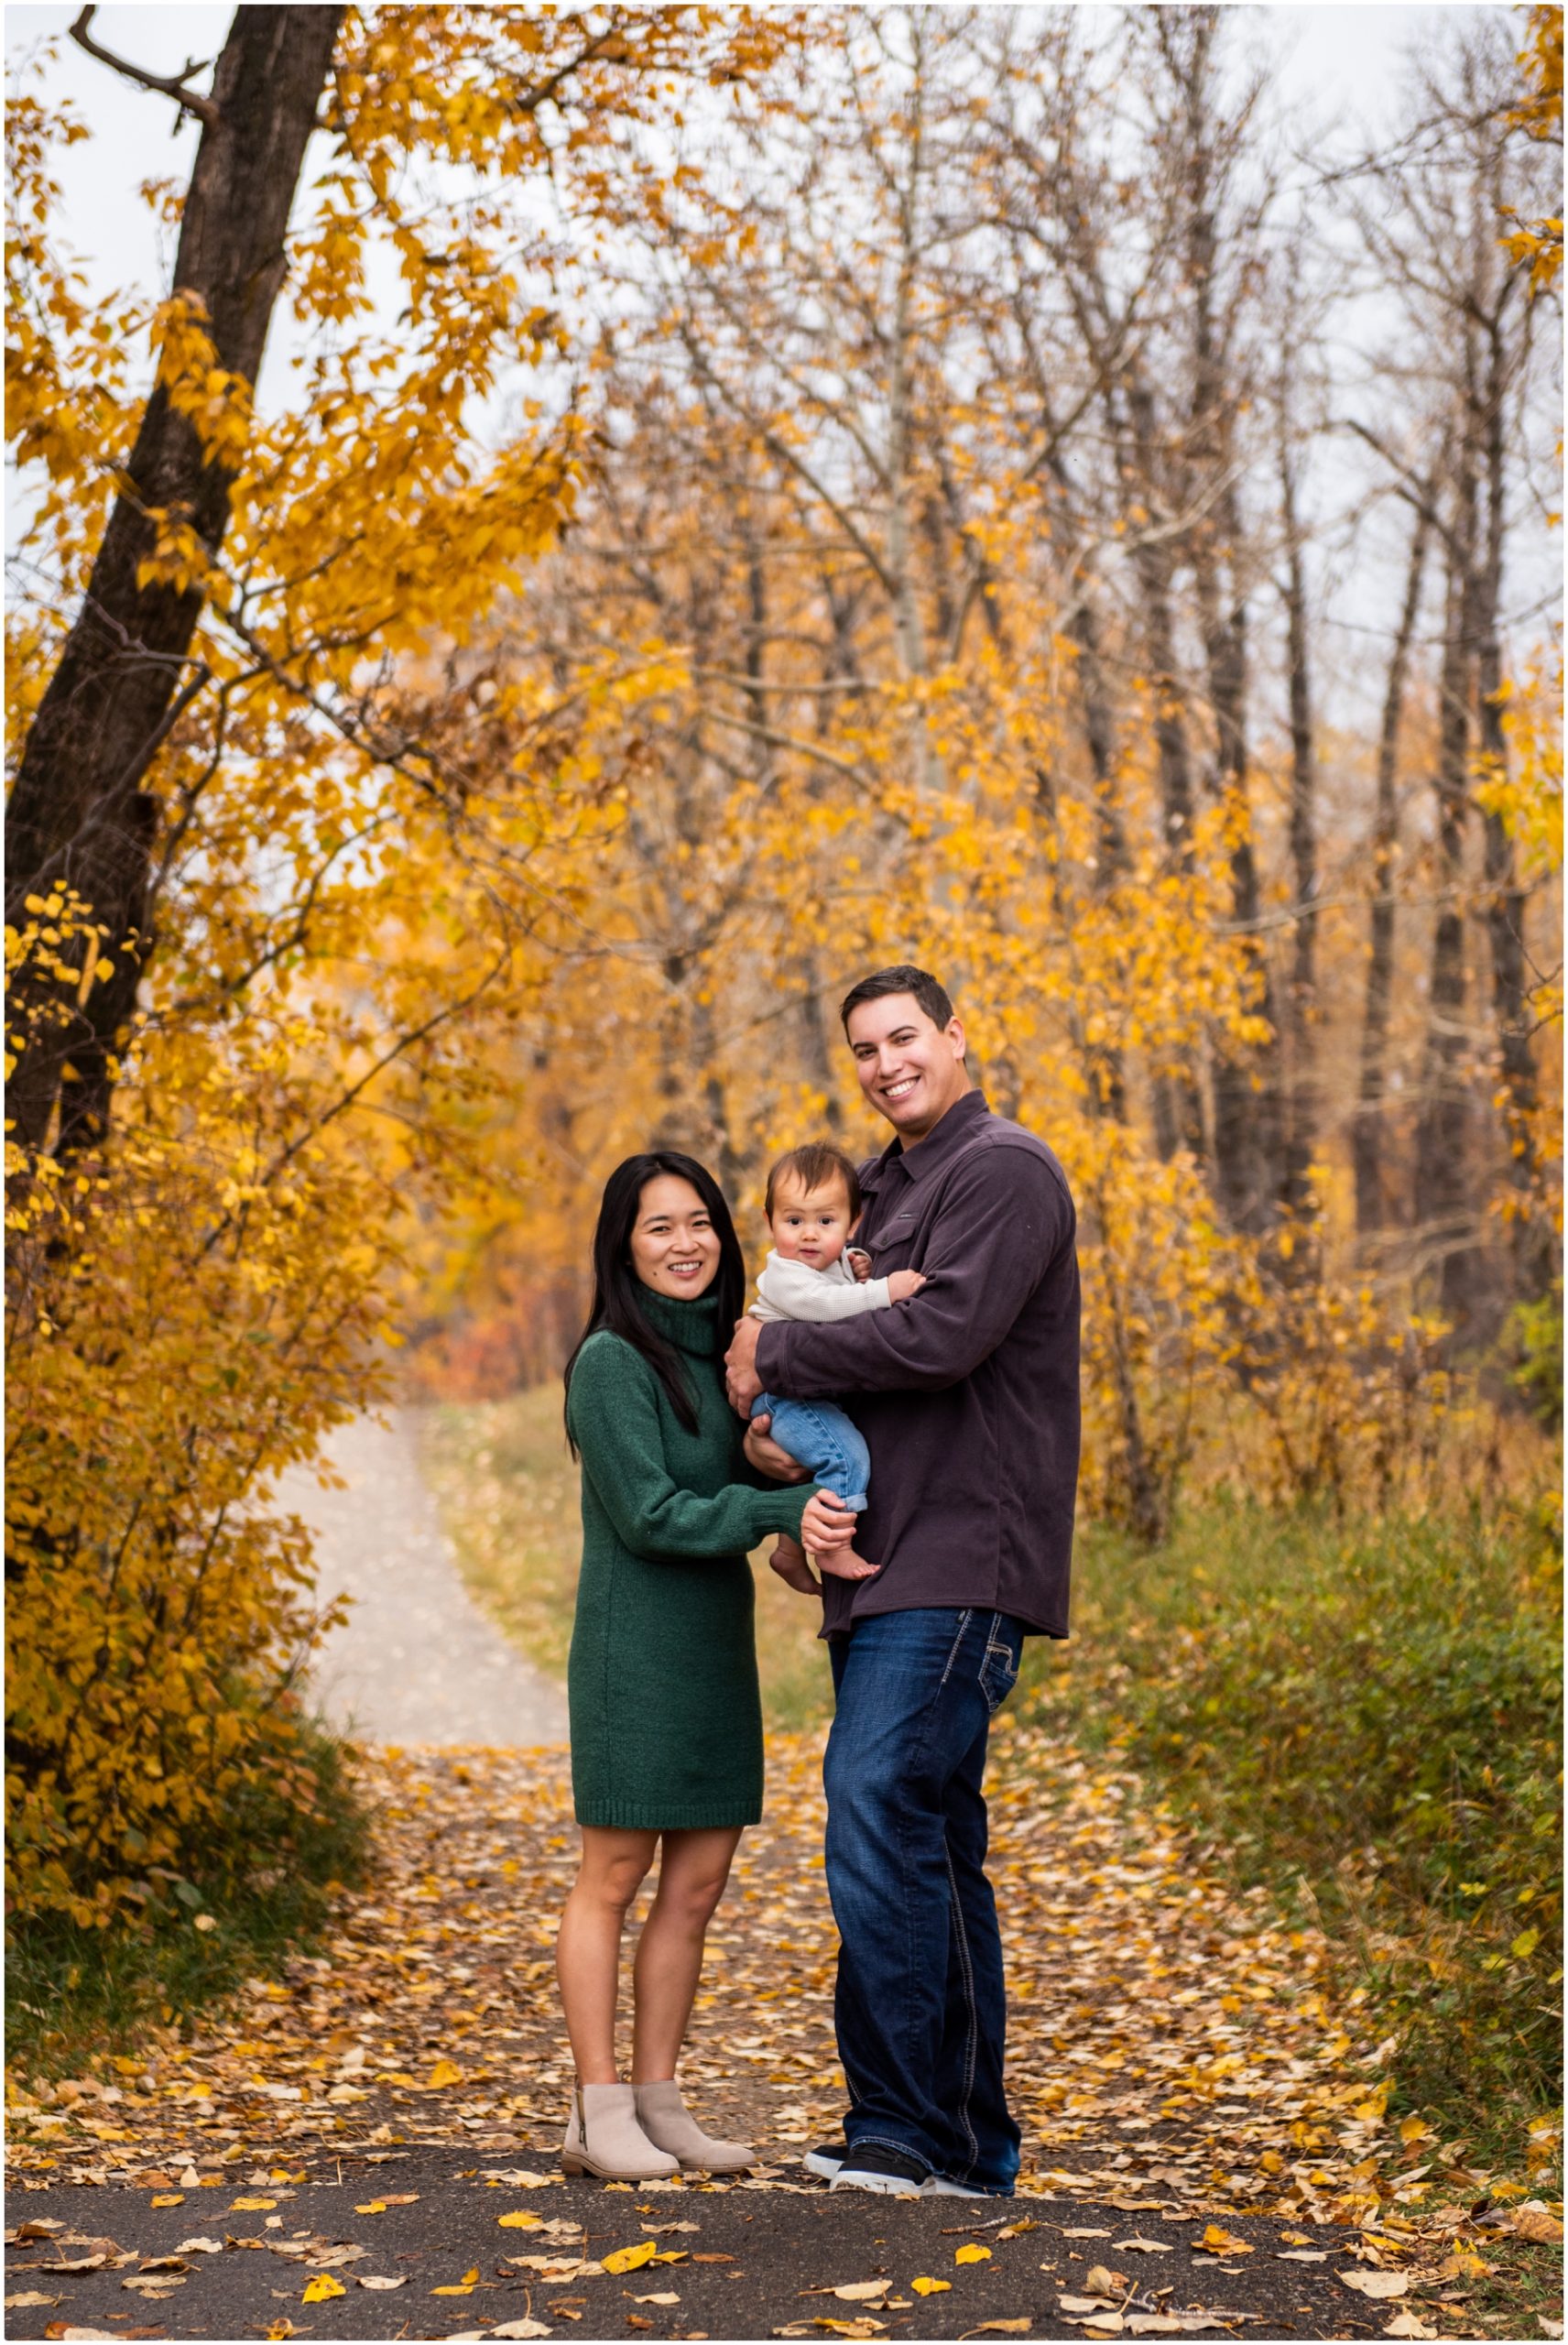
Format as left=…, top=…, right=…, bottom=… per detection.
left=802, top=2140, right=848, bottom=2180
left=830, top=2144, right=929, bottom=2197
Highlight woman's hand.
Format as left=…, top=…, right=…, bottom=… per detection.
left=744, top=1414, right=810, bottom=1483
left=724, top=1315, right=766, bottom=1412
left=800, top=1490, right=859, bottom=1551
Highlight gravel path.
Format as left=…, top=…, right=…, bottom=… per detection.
left=277, top=1410, right=569, bottom=1749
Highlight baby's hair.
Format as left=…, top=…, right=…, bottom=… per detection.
left=764, top=1142, right=863, bottom=1225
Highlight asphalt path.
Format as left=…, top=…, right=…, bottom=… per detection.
left=5, top=2147, right=1395, bottom=2343
left=277, top=1411, right=568, bottom=1749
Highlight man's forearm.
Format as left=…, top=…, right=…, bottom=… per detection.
left=756, top=1310, right=953, bottom=1398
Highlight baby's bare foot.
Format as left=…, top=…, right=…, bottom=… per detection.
left=813, top=1543, right=880, bottom=1581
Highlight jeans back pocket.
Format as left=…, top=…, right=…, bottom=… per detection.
left=979, top=1615, right=1021, bottom=1715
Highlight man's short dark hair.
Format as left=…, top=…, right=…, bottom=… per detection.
left=764, top=1142, right=863, bottom=1224
left=839, top=964, right=955, bottom=1032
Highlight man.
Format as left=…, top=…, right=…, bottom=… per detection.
left=724, top=964, right=1080, bottom=2200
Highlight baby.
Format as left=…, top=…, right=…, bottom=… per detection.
left=748, top=1141, right=925, bottom=1590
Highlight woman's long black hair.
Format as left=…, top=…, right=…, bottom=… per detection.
left=563, top=1151, right=747, bottom=1453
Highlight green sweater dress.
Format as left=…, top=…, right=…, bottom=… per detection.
left=565, top=1291, right=817, bottom=1830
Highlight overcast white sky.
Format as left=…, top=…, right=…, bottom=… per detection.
left=5, top=3, right=1464, bottom=312
left=6, top=3, right=1552, bottom=738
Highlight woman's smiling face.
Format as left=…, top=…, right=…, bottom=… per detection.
left=628, top=1173, right=722, bottom=1300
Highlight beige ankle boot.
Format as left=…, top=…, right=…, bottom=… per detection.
left=561, top=2082, right=679, bottom=2181
left=633, top=2079, right=754, bottom=2174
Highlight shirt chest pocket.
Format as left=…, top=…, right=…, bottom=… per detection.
left=866, top=1206, right=921, bottom=1270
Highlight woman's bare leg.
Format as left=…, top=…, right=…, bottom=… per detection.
left=630, top=1826, right=743, bottom=2082
left=556, top=1825, right=659, bottom=2083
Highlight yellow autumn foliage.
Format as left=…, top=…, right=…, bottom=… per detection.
left=4, top=11, right=792, bottom=1924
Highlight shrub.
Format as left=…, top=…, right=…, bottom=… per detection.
left=1021, top=1497, right=1563, bottom=2139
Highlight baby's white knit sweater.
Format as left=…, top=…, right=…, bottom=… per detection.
left=749, top=1249, right=894, bottom=1323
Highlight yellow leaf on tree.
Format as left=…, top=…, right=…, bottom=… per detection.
left=954, top=2242, right=993, bottom=2264
left=301, top=2274, right=345, bottom=2304
left=603, top=2240, right=659, bottom=2275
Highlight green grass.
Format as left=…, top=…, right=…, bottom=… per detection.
left=422, top=1386, right=836, bottom=1731
left=1021, top=1492, right=1563, bottom=2156
left=427, top=1385, right=1563, bottom=2165
left=7, top=1719, right=373, bottom=2079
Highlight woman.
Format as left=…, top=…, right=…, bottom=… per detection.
left=556, top=1150, right=855, bottom=2181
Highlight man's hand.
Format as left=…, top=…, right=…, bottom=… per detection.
left=887, top=1269, right=926, bottom=1303
left=724, top=1314, right=765, bottom=1413
left=744, top=1414, right=810, bottom=1483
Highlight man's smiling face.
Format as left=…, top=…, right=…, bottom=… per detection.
left=846, top=991, right=971, bottom=1142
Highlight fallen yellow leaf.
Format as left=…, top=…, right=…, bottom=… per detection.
left=968, top=2324, right=1031, bottom=2337
left=603, top=2241, right=659, bottom=2275
left=499, top=2210, right=543, bottom=2230
left=301, top=2274, right=345, bottom=2304
left=911, top=2278, right=951, bottom=2296
left=355, top=2200, right=387, bottom=2215
left=632, top=2292, right=681, bottom=2307
left=1193, top=2226, right=1253, bottom=2256
left=954, top=2242, right=992, bottom=2264
left=149, top=2194, right=184, bottom=2208
left=1339, top=2272, right=1408, bottom=2300
left=833, top=2280, right=890, bottom=2302
left=429, top=2058, right=464, bottom=2089
left=432, top=2282, right=475, bottom=2296
left=232, top=2197, right=277, bottom=2212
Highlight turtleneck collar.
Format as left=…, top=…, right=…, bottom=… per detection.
left=637, top=1285, right=724, bottom=1357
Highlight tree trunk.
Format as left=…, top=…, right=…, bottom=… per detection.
left=1475, top=307, right=1552, bottom=1301
left=1118, top=376, right=1207, bottom=1162
left=1279, top=426, right=1319, bottom=1235
left=1062, top=567, right=1129, bottom=1122
left=1353, top=494, right=1432, bottom=1244
left=1177, top=27, right=1282, bottom=1237
left=5, top=6, right=343, bottom=1162
left=1412, top=390, right=1482, bottom=1328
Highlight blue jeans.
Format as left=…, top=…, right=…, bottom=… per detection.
left=825, top=1606, right=1025, bottom=2192
left=751, top=1391, right=869, bottom=1510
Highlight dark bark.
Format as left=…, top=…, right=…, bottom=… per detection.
left=1115, top=375, right=1207, bottom=1162
left=1412, top=389, right=1482, bottom=1327
left=1353, top=495, right=1433, bottom=1244
left=1176, top=16, right=1281, bottom=1235
left=5, top=6, right=343, bottom=1160
left=1065, top=585, right=1129, bottom=1122
left=1278, top=425, right=1319, bottom=1239
left=1475, top=307, right=1552, bottom=1301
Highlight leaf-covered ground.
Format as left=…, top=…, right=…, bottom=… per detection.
left=7, top=1735, right=1562, bottom=2340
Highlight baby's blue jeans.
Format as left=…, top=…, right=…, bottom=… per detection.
left=751, top=1391, right=870, bottom=1511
